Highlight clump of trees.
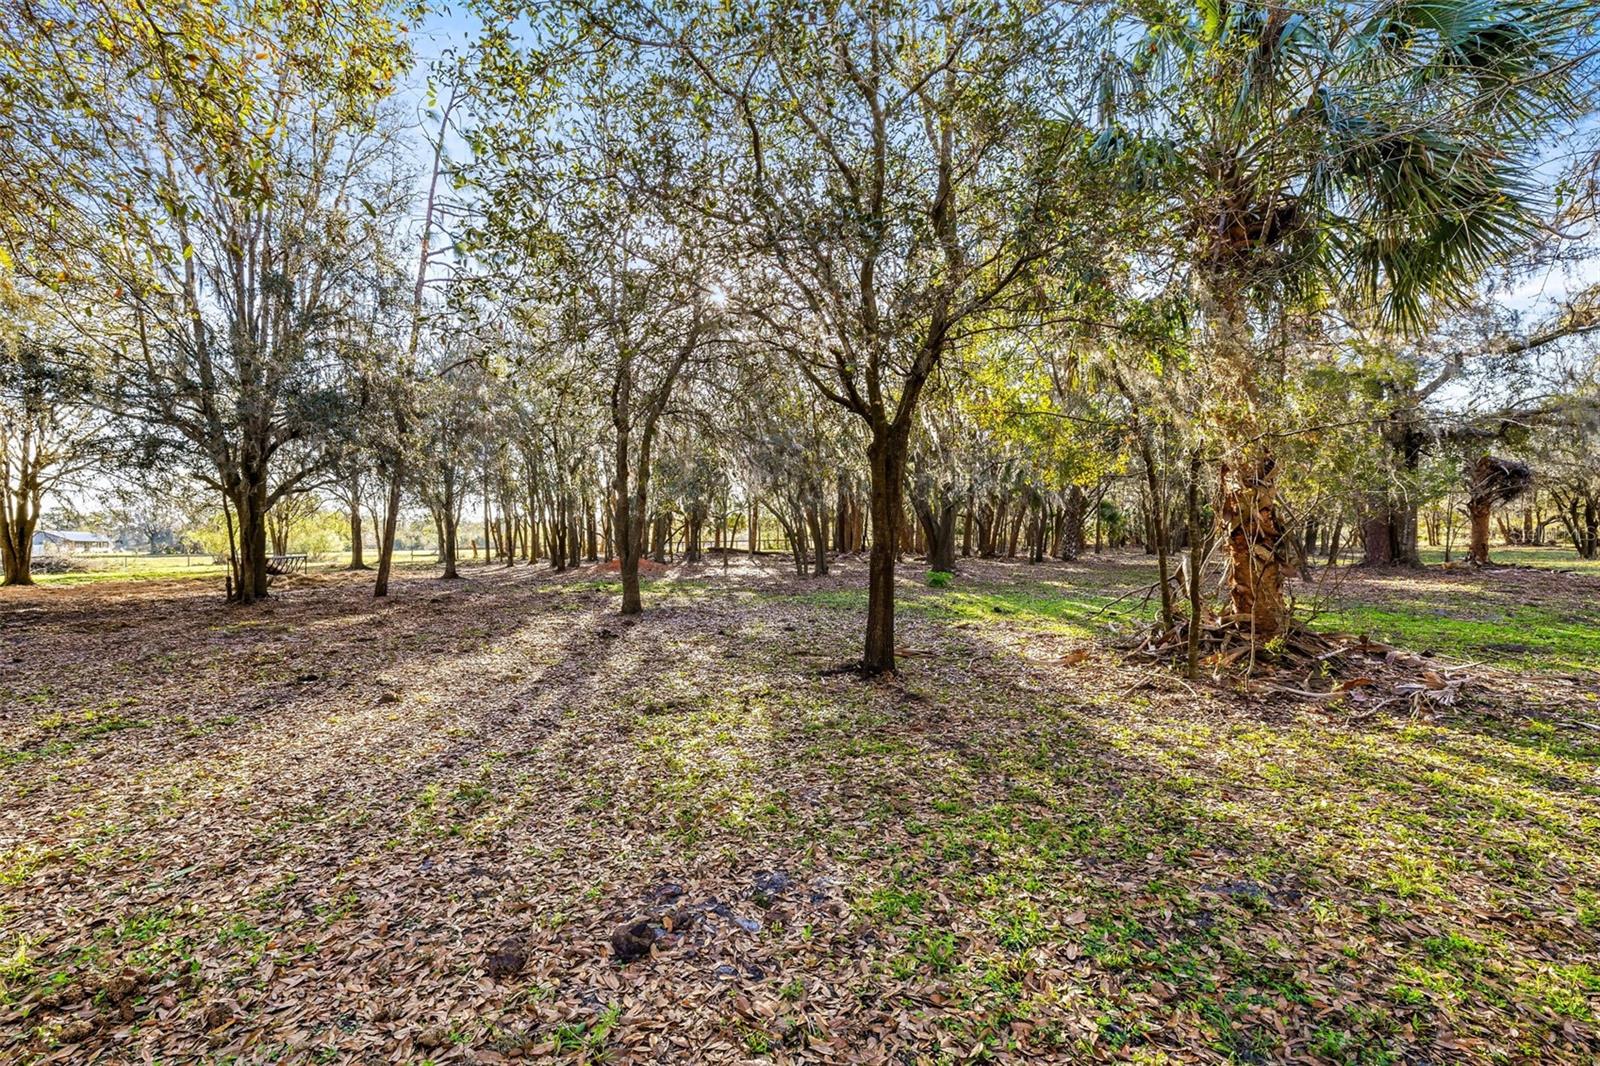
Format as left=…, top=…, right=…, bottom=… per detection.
left=3, top=0, right=1598, bottom=675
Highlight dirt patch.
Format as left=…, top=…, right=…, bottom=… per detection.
left=595, top=557, right=671, bottom=575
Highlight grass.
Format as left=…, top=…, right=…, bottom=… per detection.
left=32, top=557, right=231, bottom=586
left=1416, top=544, right=1600, bottom=576
left=782, top=547, right=1600, bottom=674
left=1306, top=603, right=1600, bottom=673
left=788, top=565, right=1159, bottom=638
left=27, top=549, right=447, bottom=586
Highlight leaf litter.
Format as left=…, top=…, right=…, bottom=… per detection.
left=1, top=555, right=1598, bottom=1063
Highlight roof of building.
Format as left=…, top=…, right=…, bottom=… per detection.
left=37, top=530, right=112, bottom=543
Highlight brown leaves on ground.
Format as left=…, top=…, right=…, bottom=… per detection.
left=1, top=555, right=1598, bottom=1064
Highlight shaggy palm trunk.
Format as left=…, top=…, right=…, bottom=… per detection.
left=1219, top=453, right=1288, bottom=639
left=1207, top=281, right=1290, bottom=641
left=1060, top=487, right=1087, bottom=561
left=1467, top=497, right=1493, bottom=566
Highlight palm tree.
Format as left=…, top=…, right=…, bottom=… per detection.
left=1095, top=0, right=1595, bottom=639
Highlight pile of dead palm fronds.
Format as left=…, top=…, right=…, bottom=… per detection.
left=1126, top=616, right=1475, bottom=714
left=1127, top=613, right=1329, bottom=670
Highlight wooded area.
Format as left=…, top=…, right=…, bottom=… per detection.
left=3, top=0, right=1600, bottom=1062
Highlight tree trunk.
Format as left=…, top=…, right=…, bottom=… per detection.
left=1136, top=434, right=1174, bottom=627
left=805, top=499, right=829, bottom=576
left=373, top=473, right=402, bottom=598
left=650, top=511, right=669, bottom=564
left=863, top=427, right=909, bottom=676
left=686, top=508, right=704, bottom=563
left=1005, top=503, right=1025, bottom=559
left=0, top=530, right=32, bottom=586
left=912, top=491, right=957, bottom=573
left=614, top=447, right=644, bottom=616
left=346, top=501, right=368, bottom=570
left=1360, top=508, right=1396, bottom=566
left=782, top=501, right=809, bottom=576
left=440, top=504, right=460, bottom=579
left=1060, top=487, right=1087, bottom=561
left=0, top=488, right=39, bottom=587
left=232, top=477, right=272, bottom=604
left=566, top=501, right=580, bottom=570
left=1219, top=453, right=1288, bottom=640
left=1186, top=451, right=1204, bottom=679
left=1468, top=497, right=1492, bottom=566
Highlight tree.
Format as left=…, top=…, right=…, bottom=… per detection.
left=1348, top=294, right=1600, bottom=567
left=1098, top=0, right=1595, bottom=638
left=411, top=363, right=485, bottom=579
left=4, top=0, right=415, bottom=603
left=464, top=23, right=717, bottom=614
left=640, top=0, right=1100, bottom=673
left=1466, top=455, right=1534, bottom=565
left=373, top=85, right=461, bottom=600
left=0, top=281, right=105, bottom=585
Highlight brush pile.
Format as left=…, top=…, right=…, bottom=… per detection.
left=1127, top=616, right=1474, bottom=714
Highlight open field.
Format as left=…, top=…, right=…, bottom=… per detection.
left=3, top=554, right=1599, bottom=1064
left=28, top=552, right=447, bottom=588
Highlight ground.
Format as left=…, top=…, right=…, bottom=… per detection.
left=2, top=552, right=1598, bottom=1064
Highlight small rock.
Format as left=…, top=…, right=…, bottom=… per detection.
left=1202, top=879, right=1267, bottom=901
left=57, top=1018, right=95, bottom=1043
left=99, top=967, right=143, bottom=1002
left=611, top=919, right=656, bottom=962
left=646, top=881, right=684, bottom=902
left=750, top=870, right=791, bottom=906
left=484, top=941, right=526, bottom=979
